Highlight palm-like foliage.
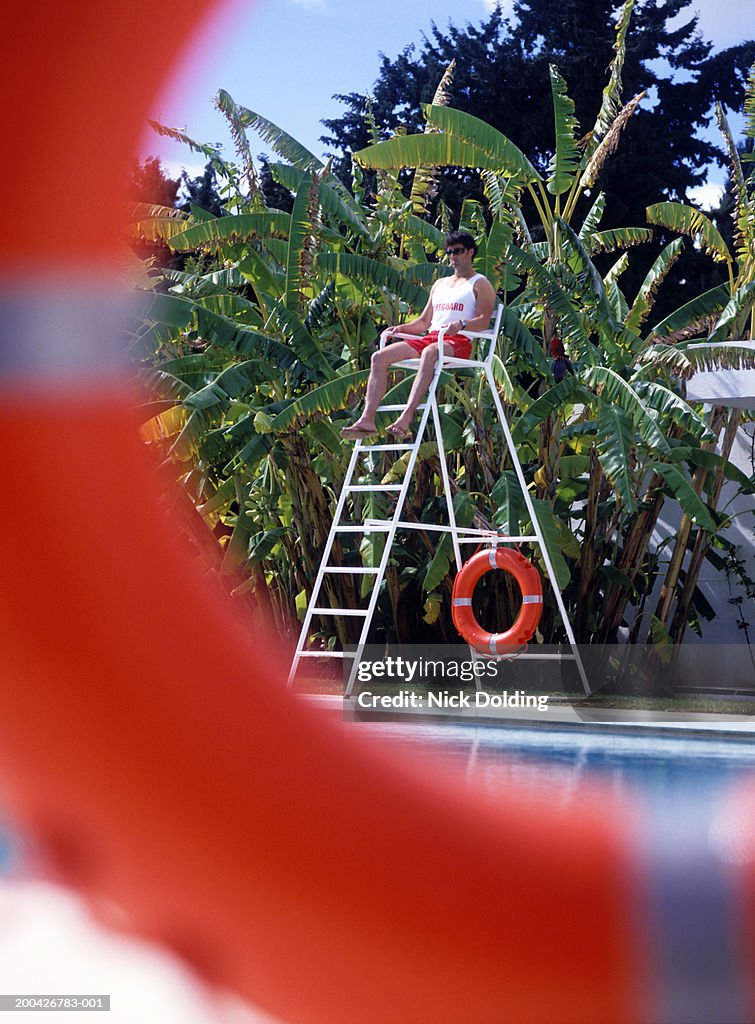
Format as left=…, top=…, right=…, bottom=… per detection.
left=129, top=38, right=755, bottom=677
left=129, top=95, right=462, bottom=645
left=351, top=13, right=755, bottom=656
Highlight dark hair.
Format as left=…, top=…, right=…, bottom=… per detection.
left=445, top=230, right=477, bottom=256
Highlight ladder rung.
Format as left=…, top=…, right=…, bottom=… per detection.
left=360, top=444, right=414, bottom=452
left=322, top=566, right=380, bottom=574
left=477, top=653, right=577, bottom=661
left=298, top=650, right=356, bottom=659
left=335, top=524, right=392, bottom=533
left=458, top=535, right=540, bottom=544
left=346, top=484, right=403, bottom=492
left=311, top=607, right=369, bottom=616
left=393, top=358, right=485, bottom=369
left=377, top=403, right=427, bottom=412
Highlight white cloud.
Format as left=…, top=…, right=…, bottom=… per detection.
left=687, top=182, right=725, bottom=211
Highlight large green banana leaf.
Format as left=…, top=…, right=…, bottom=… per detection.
left=169, top=212, right=291, bottom=251
left=316, top=252, right=429, bottom=308
left=582, top=366, right=670, bottom=452
left=664, top=446, right=754, bottom=492
left=547, top=65, right=580, bottom=196
left=522, top=499, right=572, bottom=590
left=269, top=162, right=374, bottom=242
left=585, top=227, right=653, bottom=254
left=578, top=192, right=606, bottom=239
left=285, top=171, right=316, bottom=312
left=511, top=376, right=588, bottom=443
left=706, top=282, right=755, bottom=344
left=596, top=404, right=637, bottom=513
left=648, top=284, right=731, bottom=340
left=651, top=463, right=717, bottom=533
left=260, top=295, right=330, bottom=375
left=556, top=219, right=623, bottom=345
left=632, top=381, right=713, bottom=441
left=422, top=492, right=475, bottom=593
left=647, top=202, right=732, bottom=264
left=499, top=307, right=550, bottom=375
left=505, top=244, right=594, bottom=359
left=492, top=471, right=524, bottom=535
left=355, top=128, right=537, bottom=182
left=268, top=370, right=370, bottom=432
left=163, top=265, right=247, bottom=295
left=625, top=238, right=685, bottom=333
left=422, top=105, right=542, bottom=183
left=217, top=89, right=322, bottom=173
left=637, top=340, right=755, bottom=378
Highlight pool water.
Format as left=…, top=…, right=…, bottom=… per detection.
left=366, top=720, right=755, bottom=808
left=362, top=720, right=755, bottom=1024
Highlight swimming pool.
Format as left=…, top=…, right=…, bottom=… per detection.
left=362, top=718, right=755, bottom=806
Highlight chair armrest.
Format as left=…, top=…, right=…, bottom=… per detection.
left=379, top=329, right=422, bottom=349
left=456, top=329, right=493, bottom=340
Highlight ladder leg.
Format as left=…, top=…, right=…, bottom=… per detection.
left=287, top=439, right=366, bottom=686
left=484, top=367, right=591, bottom=695
left=344, top=365, right=446, bottom=696
left=431, top=390, right=463, bottom=572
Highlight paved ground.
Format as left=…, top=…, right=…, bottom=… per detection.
left=305, top=693, right=755, bottom=740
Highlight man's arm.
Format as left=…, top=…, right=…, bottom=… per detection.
left=469, top=276, right=497, bottom=330
left=443, top=277, right=497, bottom=336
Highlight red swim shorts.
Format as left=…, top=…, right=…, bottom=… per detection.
left=405, top=331, right=472, bottom=360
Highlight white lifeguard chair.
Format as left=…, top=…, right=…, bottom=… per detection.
left=287, top=307, right=590, bottom=695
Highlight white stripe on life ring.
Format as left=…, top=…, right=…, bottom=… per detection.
left=0, top=286, right=130, bottom=380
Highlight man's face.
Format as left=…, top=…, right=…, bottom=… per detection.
left=445, top=244, right=473, bottom=270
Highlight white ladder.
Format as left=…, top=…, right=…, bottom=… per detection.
left=287, top=309, right=590, bottom=696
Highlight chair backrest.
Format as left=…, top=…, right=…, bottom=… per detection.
left=480, top=304, right=504, bottom=367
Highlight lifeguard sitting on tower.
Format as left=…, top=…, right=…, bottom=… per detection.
left=340, top=230, right=497, bottom=441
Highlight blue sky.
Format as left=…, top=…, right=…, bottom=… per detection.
left=145, top=0, right=752, bottom=207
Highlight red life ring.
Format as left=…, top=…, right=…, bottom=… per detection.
left=7, top=4, right=755, bottom=1023
left=452, top=547, right=543, bottom=655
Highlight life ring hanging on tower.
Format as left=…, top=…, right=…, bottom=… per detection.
left=452, top=547, right=543, bottom=655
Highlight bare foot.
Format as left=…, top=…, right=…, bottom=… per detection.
left=340, top=421, right=377, bottom=439
left=385, top=420, right=413, bottom=439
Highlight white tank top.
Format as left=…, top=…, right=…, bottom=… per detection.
left=430, top=273, right=484, bottom=331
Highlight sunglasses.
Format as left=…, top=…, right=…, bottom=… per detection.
left=445, top=246, right=468, bottom=256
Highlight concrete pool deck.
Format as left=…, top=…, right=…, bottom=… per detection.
left=304, top=694, right=755, bottom=741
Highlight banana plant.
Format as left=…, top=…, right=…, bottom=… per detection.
left=128, top=49, right=755, bottom=665
left=349, top=9, right=754, bottom=654
left=640, top=69, right=755, bottom=643
left=128, top=104, right=464, bottom=642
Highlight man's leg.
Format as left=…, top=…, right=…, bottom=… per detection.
left=343, top=341, right=419, bottom=434
left=387, top=341, right=453, bottom=436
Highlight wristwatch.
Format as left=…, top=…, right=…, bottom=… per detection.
left=459, top=319, right=467, bottom=330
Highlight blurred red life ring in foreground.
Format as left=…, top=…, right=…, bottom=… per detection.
left=452, top=547, right=543, bottom=654
left=1, top=3, right=754, bottom=1024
